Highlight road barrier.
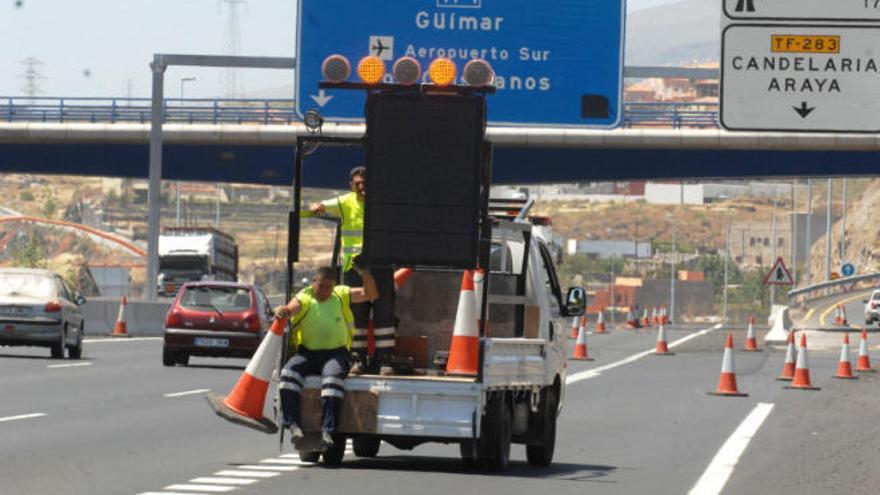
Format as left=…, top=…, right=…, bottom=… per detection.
left=787, top=272, right=880, bottom=308
left=83, top=297, right=172, bottom=336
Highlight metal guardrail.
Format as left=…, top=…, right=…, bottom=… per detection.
left=787, top=272, right=880, bottom=306
left=0, top=97, right=721, bottom=128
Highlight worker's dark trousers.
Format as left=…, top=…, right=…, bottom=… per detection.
left=279, top=347, right=350, bottom=433
left=345, top=268, right=395, bottom=358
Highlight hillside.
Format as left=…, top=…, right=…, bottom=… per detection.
left=626, top=0, right=720, bottom=66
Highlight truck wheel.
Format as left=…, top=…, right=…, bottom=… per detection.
left=162, top=347, right=176, bottom=366
left=459, top=440, right=479, bottom=470
left=482, top=396, right=512, bottom=472
left=526, top=387, right=558, bottom=467
left=299, top=451, right=320, bottom=463
left=353, top=435, right=381, bottom=458
left=321, top=434, right=346, bottom=467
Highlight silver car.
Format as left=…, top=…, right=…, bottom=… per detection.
left=0, top=268, right=86, bottom=359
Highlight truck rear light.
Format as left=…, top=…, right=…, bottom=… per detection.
left=243, top=312, right=261, bottom=332
left=44, top=301, right=62, bottom=313
left=165, top=310, right=183, bottom=328
left=872, top=302, right=877, bottom=310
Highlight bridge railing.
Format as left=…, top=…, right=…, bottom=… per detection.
left=787, top=272, right=880, bottom=307
left=1, top=96, right=722, bottom=128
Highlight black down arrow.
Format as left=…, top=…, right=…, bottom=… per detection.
left=793, top=102, right=815, bottom=118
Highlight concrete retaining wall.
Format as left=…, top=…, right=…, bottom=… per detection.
left=83, top=297, right=172, bottom=336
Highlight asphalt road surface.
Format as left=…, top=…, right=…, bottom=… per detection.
left=2, top=322, right=879, bottom=495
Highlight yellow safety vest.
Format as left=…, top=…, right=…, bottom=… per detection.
left=326, top=192, right=364, bottom=272
left=289, top=285, right=355, bottom=351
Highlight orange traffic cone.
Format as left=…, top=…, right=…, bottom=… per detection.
left=661, top=305, right=669, bottom=325
left=744, top=316, right=761, bottom=352
left=776, top=330, right=797, bottom=381
left=839, top=304, right=848, bottom=326
left=625, top=309, right=638, bottom=329
left=571, top=322, right=594, bottom=361
left=393, top=268, right=414, bottom=289
left=446, top=270, right=480, bottom=375
left=206, top=318, right=285, bottom=433
left=473, top=268, right=489, bottom=335
left=654, top=324, right=675, bottom=355
left=652, top=306, right=660, bottom=325
left=112, top=295, right=129, bottom=336
left=708, top=333, right=747, bottom=397
left=785, top=333, right=820, bottom=390
left=570, top=316, right=580, bottom=339
left=833, top=334, right=859, bottom=380
left=595, top=311, right=607, bottom=334
left=642, top=308, right=651, bottom=328
left=856, top=328, right=875, bottom=372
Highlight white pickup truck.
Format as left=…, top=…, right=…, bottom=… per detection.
left=288, top=204, right=585, bottom=471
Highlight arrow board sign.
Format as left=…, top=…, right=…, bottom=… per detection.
left=295, top=0, right=626, bottom=128
left=724, top=0, right=880, bottom=23
left=763, top=257, right=794, bottom=286
left=721, top=24, right=880, bottom=132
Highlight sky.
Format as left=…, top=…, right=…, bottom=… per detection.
left=0, top=0, right=680, bottom=99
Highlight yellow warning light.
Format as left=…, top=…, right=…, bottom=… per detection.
left=357, top=56, right=386, bottom=85
left=321, top=54, right=351, bottom=83
left=428, top=58, right=457, bottom=86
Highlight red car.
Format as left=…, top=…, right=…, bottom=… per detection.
left=162, top=281, right=273, bottom=366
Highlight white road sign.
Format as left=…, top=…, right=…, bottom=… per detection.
left=721, top=24, right=880, bottom=132
left=724, top=0, right=880, bottom=22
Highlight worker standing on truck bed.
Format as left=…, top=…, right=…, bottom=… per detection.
left=274, top=263, right=378, bottom=447
left=308, top=166, right=396, bottom=375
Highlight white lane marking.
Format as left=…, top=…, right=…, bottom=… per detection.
left=47, top=362, right=92, bottom=369
left=164, top=485, right=235, bottom=493
left=258, top=458, right=307, bottom=465
left=0, top=413, right=47, bottom=423
left=687, top=403, right=775, bottom=495
left=84, top=337, right=162, bottom=343
left=566, top=325, right=721, bottom=384
left=189, top=477, right=257, bottom=485
left=164, top=389, right=211, bottom=398
left=214, top=470, right=280, bottom=478
left=138, top=492, right=212, bottom=495
left=237, top=464, right=300, bottom=471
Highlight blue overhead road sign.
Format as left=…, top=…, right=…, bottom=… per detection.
left=296, top=0, right=626, bottom=128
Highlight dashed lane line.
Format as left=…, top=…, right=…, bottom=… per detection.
left=213, top=470, right=279, bottom=478
left=47, top=362, right=92, bottom=369
left=0, top=412, right=47, bottom=423
left=188, top=477, right=258, bottom=486
left=163, top=485, right=235, bottom=493
left=84, top=337, right=162, bottom=343
left=164, top=389, right=211, bottom=398
left=687, top=403, right=775, bottom=495
left=566, top=325, right=721, bottom=385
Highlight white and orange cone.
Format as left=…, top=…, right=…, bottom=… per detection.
left=708, top=333, right=747, bottom=397
left=661, top=305, right=670, bottom=325
left=856, top=328, right=876, bottom=372
left=839, top=304, right=848, bottom=326
left=206, top=317, right=285, bottom=433
left=393, top=268, right=413, bottom=290
left=595, top=311, right=607, bottom=334
left=785, top=333, right=820, bottom=390
left=571, top=322, right=594, bottom=361
left=776, top=330, right=797, bottom=381
left=625, top=309, right=638, bottom=329
left=446, top=270, right=480, bottom=375
left=642, top=308, right=651, bottom=328
left=473, top=268, right=489, bottom=335
left=652, top=306, right=659, bottom=326
left=833, top=334, right=859, bottom=380
left=654, top=324, right=674, bottom=355
left=570, top=316, right=580, bottom=339
left=744, top=316, right=761, bottom=352
left=112, top=295, right=129, bottom=336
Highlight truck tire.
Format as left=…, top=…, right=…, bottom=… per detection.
left=459, top=440, right=479, bottom=470
left=353, top=435, right=381, bottom=458
left=299, top=451, right=321, bottom=463
left=481, top=395, right=512, bottom=472
left=321, top=434, right=346, bottom=467
left=526, top=387, right=558, bottom=467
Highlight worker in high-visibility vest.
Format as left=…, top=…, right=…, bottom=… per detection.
left=308, top=166, right=396, bottom=375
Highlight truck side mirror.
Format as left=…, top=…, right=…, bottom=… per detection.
left=562, top=287, right=586, bottom=317
left=75, top=295, right=87, bottom=306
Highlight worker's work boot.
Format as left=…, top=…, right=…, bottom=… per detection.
left=349, top=353, right=365, bottom=375
left=289, top=425, right=305, bottom=444
left=321, top=431, right=335, bottom=449
left=375, top=350, right=394, bottom=376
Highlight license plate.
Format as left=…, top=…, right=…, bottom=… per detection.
left=194, top=337, right=229, bottom=348
left=0, top=306, right=28, bottom=316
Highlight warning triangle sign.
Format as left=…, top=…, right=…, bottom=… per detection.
left=763, top=257, right=794, bottom=286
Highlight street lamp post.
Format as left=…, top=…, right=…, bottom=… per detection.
left=176, top=76, right=196, bottom=227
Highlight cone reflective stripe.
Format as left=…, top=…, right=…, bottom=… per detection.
left=708, top=334, right=747, bottom=397
left=393, top=268, right=413, bottom=290
left=856, top=328, right=875, bottom=372
left=112, top=295, right=128, bottom=336
left=776, top=330, right=797, bottom=381
left=570, top=322, right=594, bottom=361
left=833, top=334, right=859, bottom=379
left=595, top=311, right=607, bottom=334
left=785, top=333, right=820, bottom=390
left=654, top=324, right=674, bottom=355
left=744, top=318, right=760, bottom=352
left=206, top=318, right=285, bottom=433
left=570, top=316, right=580, bottom=339
left=446, top=270, right=480, bottom=375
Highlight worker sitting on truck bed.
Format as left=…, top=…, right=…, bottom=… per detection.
left=274, top=263, right=378, bottom=448
left=308, top=166, right=396, bottom=375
